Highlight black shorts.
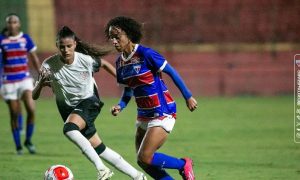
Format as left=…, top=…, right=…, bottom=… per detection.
left=57, top=95, right=104, bottom=139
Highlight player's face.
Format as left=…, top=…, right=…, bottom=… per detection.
left=6, top=16, right=21, bottom=35
left=57, top=37, right=77, bottom=63
left=108, top=26, right=131, bottom=52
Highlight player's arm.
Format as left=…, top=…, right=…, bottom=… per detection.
left=111, top=87, right=133, bottom=116
left=29, top=51, right=41, bottom=72
left=32, top=68, right=51, bottom=100
left=101, top=59, right=116, bottom=77
left=162, top=63, right=198, bottom=111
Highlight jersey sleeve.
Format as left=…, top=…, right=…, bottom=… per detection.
left=41, top=59, right=50, bottom=71
left=92, top=57, right=101, bottom=72
left=24, top=34, right=37, bottom=52
left=144, top=48, right=168, bottom=72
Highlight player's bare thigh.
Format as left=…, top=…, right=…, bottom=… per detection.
left=137, top=126, right=169, bottom=164
left=66, top=113, right=86, bottom=130
left=135, top=127, right=146, bottom=153
left=21, top=90, right=35, bottom=117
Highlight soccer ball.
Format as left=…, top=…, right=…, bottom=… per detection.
left=44, top=165, right=74, bottom=180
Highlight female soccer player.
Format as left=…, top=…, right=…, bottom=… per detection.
left=1, top=26, right=24, bottom=134
left=106, top=16, right=198, bottom=180
left=32, top=26, right=146, bottom=180
left=0, top=13, right=40, bottom=154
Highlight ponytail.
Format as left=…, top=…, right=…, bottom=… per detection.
left=57, top=26, right=110, bottom=59
left=75, top=37, right=110, bottom=59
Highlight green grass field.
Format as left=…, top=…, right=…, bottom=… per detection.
left=0, top=96, right=299, bottom=179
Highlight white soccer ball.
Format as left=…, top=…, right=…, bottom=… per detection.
left=44, top=165, right=74, bottom=180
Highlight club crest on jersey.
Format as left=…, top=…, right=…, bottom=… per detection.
left=79, top=71, right=89, bottom=80
left=134, top=65, right=141, bottom=73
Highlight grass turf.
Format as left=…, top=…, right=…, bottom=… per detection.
left=0, top=96, right=299, bottom=179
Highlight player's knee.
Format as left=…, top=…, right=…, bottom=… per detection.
left=10, top=110, right=19, bottom=121
left=63, top=122, right=79, bottom=135
left=137, top=151, right=152, bottom=165
left=11, top=115, right=18, bottom=122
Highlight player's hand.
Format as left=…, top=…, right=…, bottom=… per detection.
left=38, top=68, right=52, bottom=87
left=186, top=97, right=197, bottom=112
left=111, top=105, right=121, bottom=116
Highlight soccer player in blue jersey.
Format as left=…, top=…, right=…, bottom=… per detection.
left=1, top=26, right=24, bottom=134
left=0, top=14, right=40, bottom=154
left=105, top=16, right=198, bottom=180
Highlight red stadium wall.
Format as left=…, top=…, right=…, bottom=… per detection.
left=43, top=0, right=298, bottom=97
left=53, top=0, right=300, bottom=44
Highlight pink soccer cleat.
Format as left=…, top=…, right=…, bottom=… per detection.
left=179, top=158, right=195, bottom=180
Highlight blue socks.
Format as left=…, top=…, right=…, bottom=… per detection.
left=12, top=128, right=21, bottom=149
left=138, top=161, right=174, bottom=180
left=142, top=152, right=185, bottom=180
left=151, top=152, right=185, bottom=169
left=26, top=123, right=34, bottom=142
left=12, top=115, right=34, bottom=151
left=160, top=176, right=174, bottom=180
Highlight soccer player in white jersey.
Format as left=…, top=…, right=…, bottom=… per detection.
left=32, top=26, right=146, bottom=180
left=0, top=13, right=40, bottom=155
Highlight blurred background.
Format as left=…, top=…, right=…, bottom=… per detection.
left=0, top=0, right=299, bottom=97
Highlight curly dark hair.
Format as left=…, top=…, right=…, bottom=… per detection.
left=105, top=16, right=142, bottom=43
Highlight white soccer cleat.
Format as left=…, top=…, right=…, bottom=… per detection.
left=134, top=172, right=147, bottom=180
left=97, top=168, right=114, bottom=180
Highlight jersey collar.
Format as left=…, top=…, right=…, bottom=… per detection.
left=121, top=44, right=139, bottom=62
left=8, top=32, right=23, bottom=40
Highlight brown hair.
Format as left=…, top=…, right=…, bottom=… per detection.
left=57, top=26, right=110, bottom=58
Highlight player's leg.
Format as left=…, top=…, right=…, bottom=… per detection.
left=90, top=133, right=146, bottom=180
left=2, top=82, right=23, bottom=154
left=6, top=99, right=23, bottom=154
left=135, top=126, right=173, bottom=180
left=22, top=90, right=36, bottom=154
left=64, top=113, right=112, bottom=180
left=18, top=111, right=23, bottom=132
left=138, top=117, right=195, bottom=180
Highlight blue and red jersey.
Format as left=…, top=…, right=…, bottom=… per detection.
left=116, top=44, right=176, bottom=120
left=0, top=32, right=36, bottom=83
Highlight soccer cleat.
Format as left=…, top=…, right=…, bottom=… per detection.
left=179, top=158, right=195, bottom=180
left=97, top=168, right=114, bottom=180
left=134, top=172, right=147, bottom=180
left=24, top=140, right=36, bottom=154
left=16, top=146, right=23, bottom=155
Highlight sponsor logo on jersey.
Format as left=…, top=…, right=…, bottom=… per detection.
left=131, top=56, right=140, bottom=64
